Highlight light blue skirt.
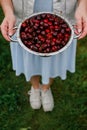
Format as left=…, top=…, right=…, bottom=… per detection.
left=10, top=35, right=77, bottom=84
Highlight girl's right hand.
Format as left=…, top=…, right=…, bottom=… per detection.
left=0, top=14, right=16, bottom=41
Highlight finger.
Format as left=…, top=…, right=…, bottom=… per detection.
left=79, top=31, right=87, bottom=39
left=75, top=17, right=82, bottom=33
left=74, top=25, right=80, bottom=35
left=1, top=24, right=10, bottom=41
left=78, top=20, right=87, bottom=39
left=8, top=21, right=15, bottom=36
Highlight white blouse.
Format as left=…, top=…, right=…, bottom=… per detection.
left=12, top=0, right=77, bottom=24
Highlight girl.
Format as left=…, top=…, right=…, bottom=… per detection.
left=0, top=0, right=87, bottom=112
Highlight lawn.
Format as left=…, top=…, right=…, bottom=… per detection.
left=0, top=8, right=87, bottom=130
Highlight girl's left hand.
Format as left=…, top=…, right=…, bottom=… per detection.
left=75, top=4, right=87, bottom=39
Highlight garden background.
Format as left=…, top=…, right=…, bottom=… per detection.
left=0, top=8, right=87, bottom=130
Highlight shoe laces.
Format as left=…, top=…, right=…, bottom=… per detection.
left=28, top=85, right=41, bottom=96
left=28, top=89, right=41, bottom=99
left=41, top=89, right=50, bottom=98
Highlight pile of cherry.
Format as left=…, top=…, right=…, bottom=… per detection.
left=20, top=13, right=71, bottom=53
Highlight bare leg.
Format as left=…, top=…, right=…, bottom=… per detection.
left=41, top=78, right=54, bottom=112
left=42, top=78, right=54, bottom=91
left=30, top=75, right=40, bottom=89
left=29, top=75, right=41, bottom=109
left=29, top=77, right=54, bottom=111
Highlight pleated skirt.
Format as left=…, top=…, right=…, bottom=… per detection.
left=10, top=35, right=77, bottom=84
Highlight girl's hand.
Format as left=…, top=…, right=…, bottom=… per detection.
left=0, top=14, right=16, bottom=41
left=75, top=4, right=87, bottom=39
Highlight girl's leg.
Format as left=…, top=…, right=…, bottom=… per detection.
left=41, top=78, right=54, bottom=112
left=29, top=75, right=41, bottom=109
left=42, top=78, right=54, bottom=91
left=29, top=76, right=54, bottom=111
left=30, top=75, right=40, bottom=89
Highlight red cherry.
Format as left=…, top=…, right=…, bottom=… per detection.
left=45, top=29, right=50, bottom=33
left=27, top=41, right=32, bottom=45
left=53, top=32, right=57, bottom=37
left=36, top=43, right=40, bottom=48
left=44, top=19, right=48, bottom=23
left=46, top=48, right=50, bottom=53
left=48, top=22, right=52, bottom=25
left=47, top=33, right=52, bottom=39
left=50, top=25, right=54, bottom=29
left=51, top=41, right=56, bottom=46
left=44, top=23, right=48, bottom=27
left=46, top=39, right=50, bottom=44
left=66, top=27, right=71, bottom=32
left=22, top=23, right=27, bottom=28
left=36, top=30, right=41, bottom=34
left=41, top=31, right=45, bottom=35
left=40, top=37, right=45, bottom=42
left=52, top=46, right=58, bottom=52
left=56, top=40, right=61, bottom=44
left=41, top=14, right=46, bottom=18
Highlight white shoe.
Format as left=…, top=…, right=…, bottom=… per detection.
left=28, top=86, right=41, bottom=109
left=41, top=88, right=54, bottom=112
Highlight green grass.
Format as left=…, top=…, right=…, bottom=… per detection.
left=0, top=8, right=87, bottom=130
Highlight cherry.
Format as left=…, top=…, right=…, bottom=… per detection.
left=49, top=18, right=55, bottom=22
left=40, top=26, right=44, bottom=30
left=62, top=24, right=67, bottom=28
left=36, top=16, right=41, bottom=20
left=41, top=14, right=46, bottom=18
left=34, top=25, right=38, bottom=30
left=36, top=30, right=41, bottom=34
left=41, top=31, right=45, bottom=35
left=54, top=21, right=58, bottom=25
left=48, top=22, right=52, bottom=25
left=53, top=38, right=56, bottom=42
left=52, top=46, right=58, bottom=52
left=21, top=23, right=27, bottom=28
left=50, top=25, right=54, bottom=29
left=61, top=29, right=65, bottom=34
left=26, top=33, right=32, bottom=39
left=44, top=19, right=48, bottom=23
left=51, top=41, right=56, bottom=46
left=47, top=33, right=52, bottom=39
left=56, top=40, right=61, bottom=44
left=47, top=43, right=51, bottom=47
left=66, top=27, right=71, bottom=33
left=29, top=28, right=33, bottom=33
left=40, top=21, right=44, bottom=25
left=36, top=43, right=40, bottom=48
left=45, top=29, right=50, bottom=33
left=46, top=48, right=50, bottom=53
left=35, top=23, right=39, bottom=27
left=27, top=41, right=32, bottom=46
left=41, top=44, right=47, bottom=49
left=44, top=23, right=49, bottom=27
left=40, top=37, right=45, bottom=42
left=53, top=32, right=57, bottom=37
left=46, top=39, right=51, bottom=44
left=47, top=14, right=51, bottom=18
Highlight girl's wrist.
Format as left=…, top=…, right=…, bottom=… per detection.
left=3, top=5, right=14, bottom=17
left=1, top=0, right=14, bottom=17
left=77, top=0, right=87, bottom=12
left=5, top=11, right=15, bottom=18
left=78, top=0, right=87, bottom=7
